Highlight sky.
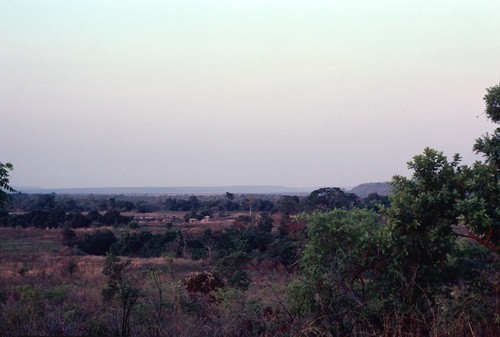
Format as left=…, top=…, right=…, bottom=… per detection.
left=1, top=1, right=500, bottom=189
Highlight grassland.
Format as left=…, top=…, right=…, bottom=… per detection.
left=0, top=221, right=298, bottom=337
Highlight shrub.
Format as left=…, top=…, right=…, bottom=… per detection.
left=185, top=271, right=224, bottom=297
left=78, top=230, right=117, bottom=255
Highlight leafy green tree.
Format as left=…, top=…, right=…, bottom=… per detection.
left=387, top=148, right=467, bottom=298
left=287, top=85, right=500, bottom=335
left=388, top=84, right=500, bottom=258
left=268, top=233, right=300, bottom=270
left=307, top=187, right=359, bottom=211
left=383, top=83, right=500, bottom=311
left=291, top=209, right=385, bottom=332
left=0, top=162, right=15, bottom=209
left=456, top=84, right=500, bottom=253
left=483, top=83, right=500, bottom=123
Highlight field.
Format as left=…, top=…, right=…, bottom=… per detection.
left=0, top=218, right=298, bottom=337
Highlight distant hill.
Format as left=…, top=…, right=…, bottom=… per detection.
left=349, top=182, right=391, bottom=198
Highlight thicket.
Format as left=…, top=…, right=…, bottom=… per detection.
left=285, top=84, right=500, bottom=335
left=94, top=217, right=300, bottom=272
left=0, top=208, right=132, bottom=228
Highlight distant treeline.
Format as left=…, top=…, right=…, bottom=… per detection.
left=0, top=188, right=389, bottom=229
left=0, top=208, right=132, bottom=228
left=4, top=188, right=389, bottom=214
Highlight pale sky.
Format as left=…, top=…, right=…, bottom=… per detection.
left=1, top=1, right=499, bottom=189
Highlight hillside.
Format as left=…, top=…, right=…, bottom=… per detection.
left=349, top=182, right=391, bottom=198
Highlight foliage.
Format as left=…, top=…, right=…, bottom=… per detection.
left=0, top=162, right=15, bottom=209
left=484, top=83, right=500, bottom=123
left=61, top=227, right=77, bottom=247
left=102, top=254, right=141, bottom=337
left=256, top=213, right=274, bottom=233
left=1, top=285, right=45, bottom=336
left=276, top=195, right=301, bottom=216
left=387, top=148, right=467, bottom=300
left=66, top=212, right=91, bottom=228
left=456, top=130, right=500, bottom=252
left=102, top=209, right=133, bottom=226
left=291, top=209, right=387, bottom=332
left=214, top=251, right=251, bottom=290
left=110, top=230, right=180, bottom=258
left=306, top=187, right=359, bottom=211
left=184, top=271, right=224, bottom=297
left=286, top=83, right=500, bottom=334
left=78, top=230, right=117, bottom=255
left=0, top=205, right=132, bottom=229
left=361, top=192, right=390, bottom=212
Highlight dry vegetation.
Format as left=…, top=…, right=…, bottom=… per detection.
left=0, top=223, right=300, bottom=337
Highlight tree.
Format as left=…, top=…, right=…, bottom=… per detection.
left=483, top=83, right=500, bottom=123
left=289, top=209, right=385, bottom=332
left=380, top=83, right=500, bottom=311
left=361, top=193, right=390, bottom=212
left=287, top=86, right=500, bottom=335
left=78, top=230, right=117, bottom=255
left=61, top=227, right=77, bottom=247
left=307, top=187, right=359, bottom=211
left=214, top=251, right=251, bottom=290
left=34, top=193, right=56, bottom=211
left=102, top=254, right=141, bottom=337
left=455, top=83, right=500, bottom=253
left=387, top=148, right=467, bottom=299
left=87, top=209, right=104, bottom=224
left=0, top=162, right=15, bottom=209
left=66, top=212, right=91, bottom=228
left=276, top=195, right=301, bottom=216
left=387, top=83, right=500, bottom=263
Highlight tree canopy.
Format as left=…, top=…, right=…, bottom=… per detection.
left=484, top=83, right=500, bottom=123
left=288, top=84, right=500, bottom=335
left=306, top=187, right=359, bottom=211
left=0, top=162, right=15, bottom=209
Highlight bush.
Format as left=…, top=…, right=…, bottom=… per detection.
left=77, top=230, right=117, bottom=255
left=215, top=251, right=251, bottom=290
left=185, top=271, right=224, bottom=297
left=110, top=230, right=179, bottom=258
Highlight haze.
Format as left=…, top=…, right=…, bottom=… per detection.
left=1, top=1, right=499, bottom=189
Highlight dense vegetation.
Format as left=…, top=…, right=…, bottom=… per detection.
left=0, top=84, right=499, bottom=336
